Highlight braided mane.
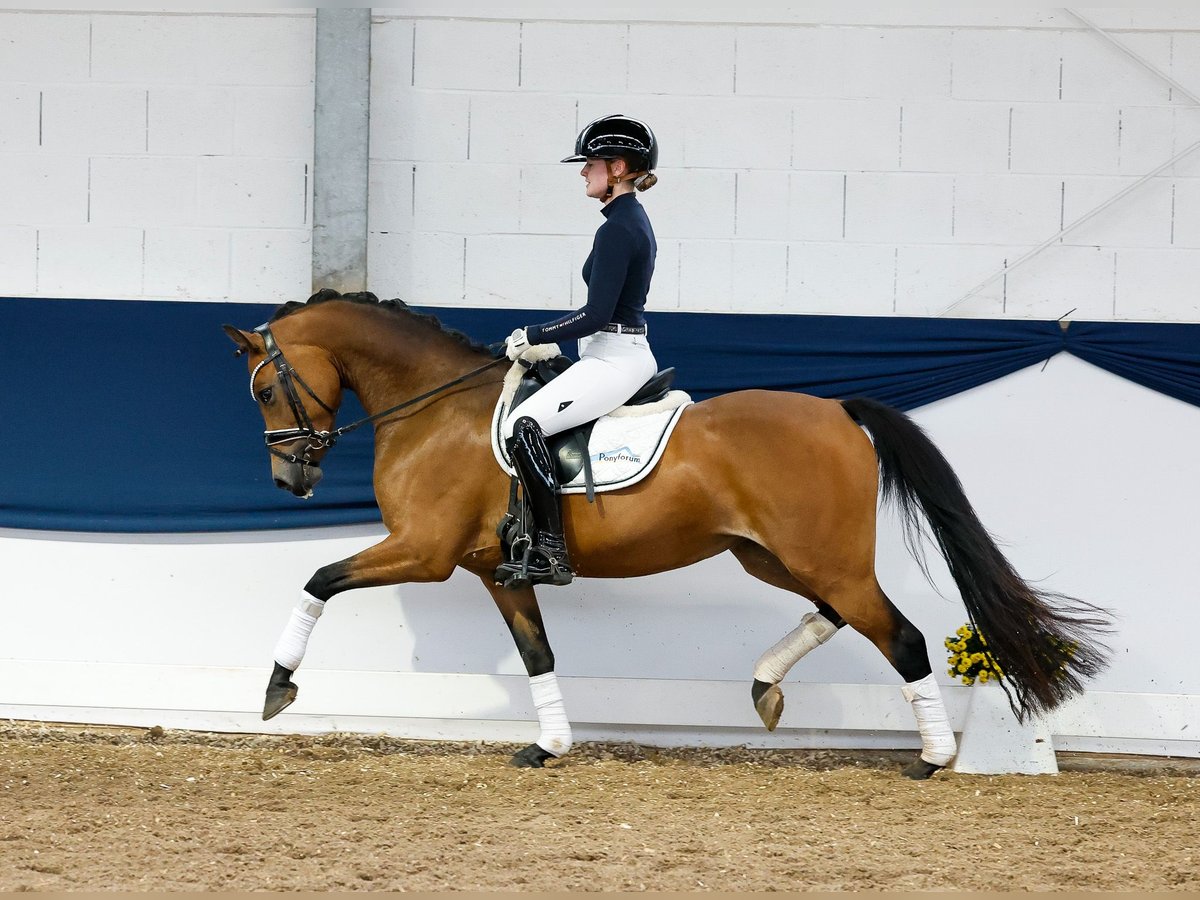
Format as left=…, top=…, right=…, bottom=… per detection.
left=271, top=289, right=496, bottom=356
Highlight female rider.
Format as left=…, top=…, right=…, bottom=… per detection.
left=496, top=114, right=660, bottom=589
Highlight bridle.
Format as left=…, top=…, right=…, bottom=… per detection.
left=243, top=322, right=508, bottom=468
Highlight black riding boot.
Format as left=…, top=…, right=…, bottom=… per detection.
left=495, top=417, right=575, bottom=589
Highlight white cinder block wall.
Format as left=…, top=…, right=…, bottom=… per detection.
left=0, top=9, right=315, bottom=303
left=368, top=5, right=1200, bottom=322
left=6, top=7, right=1200, bottom=319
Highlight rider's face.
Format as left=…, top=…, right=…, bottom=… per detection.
left=581, top=157, right=623, bottom=200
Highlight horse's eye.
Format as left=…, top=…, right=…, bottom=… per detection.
left=258, top=386, right=274, bottom=404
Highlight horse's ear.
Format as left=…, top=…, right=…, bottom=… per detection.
left=222, top=324, right=260, bottom=357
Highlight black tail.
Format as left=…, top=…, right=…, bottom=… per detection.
left=843, top=397, right=1111, bottom=721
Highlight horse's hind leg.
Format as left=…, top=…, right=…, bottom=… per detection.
left=824, top=577, right=956, bottom=780
left=732, top=543, right=847, bottom=731
left=480, top=577, right=571, bottom=768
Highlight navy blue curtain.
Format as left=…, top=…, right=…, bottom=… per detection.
left=1, top=297, right=1196, bottom=532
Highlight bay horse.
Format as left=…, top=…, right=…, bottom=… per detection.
left=223, top=290, right=1110, bottom=779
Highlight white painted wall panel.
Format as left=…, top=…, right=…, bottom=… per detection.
left=844, top=173, right=954, bottom=244
left=841, top=27, right=953, bottom=101
left=681, top=97, right=792, bottom=170
left=785, top=242, right=896, bottom=315
left=519, top=22, right=628, bottom=94
left=732, top=241, right=788, bottom=311
left=40, top=85, right=146, bottom=155
left=90, top=157, right=198, bottom=227
left=412, top=19, right=520, bottom=91
left=464, top=233, right=574, bottom=308
left=1118, top=107, right=1179, bottom=176
left=0, top=154, right=88, bottom=226
left=628, top=24, right=734, bottom=96
left=517, top=165, right=595, bottom=237
left=894, top=244, right=1014, bottom=317
left=467, top=93, right=578, bottom=164
left=0, top=12, right=90, bottom=81
left=951, top=29, right=1062, bottom=102
left=0, top=226, right=37, bottom=293
left=233, top=87, right=314, bottom=158
left=790, top=99, right=901, bottom=172
left=953, top=174, right=1062, bottom=245
left=1059, top=30, right=1173, bottom=105
left=1010, top=103, right=1120, bottom=175
left=147, top=87, right=236, bottom=156
left=736, top=171, right=844, bottom=242
left=196, top=158, right=308, bottom=228
left=1170, top=178, right=1200, bottom=248
left=367, top=160, right=413, bottom=235
left=640, top=169, right=735, bottom=240
left=1003, top=245, right=1117, bottom=320
left=143, top=227, right=231, bottom=301
left=0, top=87, right=38, bottom=152
left=36, top=225, right=143, bottom=299
left=370, top=89, right=469, bottom=163
left=413, top=162, right=520, bottom=235
left=368, top=229, right=466, bottom=306
left=900, top=101, right=1011, bottom=174
left=229, top=228, right=311, bottom=303
left=89, top=14, right=313, bottom=86
left=1061, top=175, right=1174, bottom=249
left=734, top=25, right=846, bottom=98
left=678, top=240, right=733, bottom=311
left=1115, top=247, right=1200, bottom=319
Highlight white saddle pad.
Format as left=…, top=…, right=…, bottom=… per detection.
left=490, top=351, right=692, bottom=495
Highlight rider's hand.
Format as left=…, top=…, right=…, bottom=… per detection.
left=505, top=327, right=532, bottom=361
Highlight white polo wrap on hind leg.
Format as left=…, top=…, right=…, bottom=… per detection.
left=529, top=672, right=572, bottom=757
left=753, top=611, right=839, bottom=684
left=273, top=592, right=326, bottom=672
left=902, top=673, right=957, bottom=766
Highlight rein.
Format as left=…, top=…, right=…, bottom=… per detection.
left=246, top=322, right=507, bottom=466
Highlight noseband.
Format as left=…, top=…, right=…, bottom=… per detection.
left=250, top=324, right=338, bottom=467
left=243, top=322, right=509, bottom=469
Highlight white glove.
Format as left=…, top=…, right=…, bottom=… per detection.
left=505, top=327, right=532, bottom=361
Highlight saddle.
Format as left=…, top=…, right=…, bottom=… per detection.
left=510, top=357, right=677, bottom=488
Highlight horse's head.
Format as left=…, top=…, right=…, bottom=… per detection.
left=222, top=322, right=343, bottom=499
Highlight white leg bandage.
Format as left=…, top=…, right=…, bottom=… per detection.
left=529, top=672, right=573, bottom=757
left=272, top=592, right=326, bottom=672
left=753, top=611, right=839, bottom=684
left=902, top=673, right=957, bottom=766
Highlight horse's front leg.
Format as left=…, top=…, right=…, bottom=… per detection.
left=480, top=577, right=571, bottom=768
left=263, top=534, right=455, bottom=720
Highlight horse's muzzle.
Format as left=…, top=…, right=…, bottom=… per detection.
left=271, top=458, right=323, bottom=498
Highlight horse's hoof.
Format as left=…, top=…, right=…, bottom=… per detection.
left=262, top=681, right=298, bottom=720
left=902, top=757, right=945, bottom=780
left=752, top=680, right=784, bottom=732
left=510, top=743, right=555, bottom=768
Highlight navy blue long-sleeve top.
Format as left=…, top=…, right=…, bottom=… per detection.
left=527, top=192, right=656, bottom=344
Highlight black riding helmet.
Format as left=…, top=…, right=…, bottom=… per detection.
left=562, top=114, right=658, bottom=173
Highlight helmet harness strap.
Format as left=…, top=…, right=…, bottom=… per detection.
left=602, top=159, right=648, bottom=199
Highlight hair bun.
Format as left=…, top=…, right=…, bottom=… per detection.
left=634, top=173, right=657, bottom=192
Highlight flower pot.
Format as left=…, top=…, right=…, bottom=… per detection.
left=950, top=680, right=1058, bottom=775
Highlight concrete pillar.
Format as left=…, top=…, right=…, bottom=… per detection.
left=312, top=8, right=371, bottom=293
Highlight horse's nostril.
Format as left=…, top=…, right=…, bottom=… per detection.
left=274, top=477, right=289, bottom=490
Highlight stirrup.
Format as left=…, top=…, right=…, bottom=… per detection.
left=495, top=544, right=574, bottom=590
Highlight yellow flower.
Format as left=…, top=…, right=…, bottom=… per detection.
left=978, top=671, right=990, bottom=683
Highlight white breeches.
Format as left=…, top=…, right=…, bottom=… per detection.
left=502, top=331, right=656, bottom=440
